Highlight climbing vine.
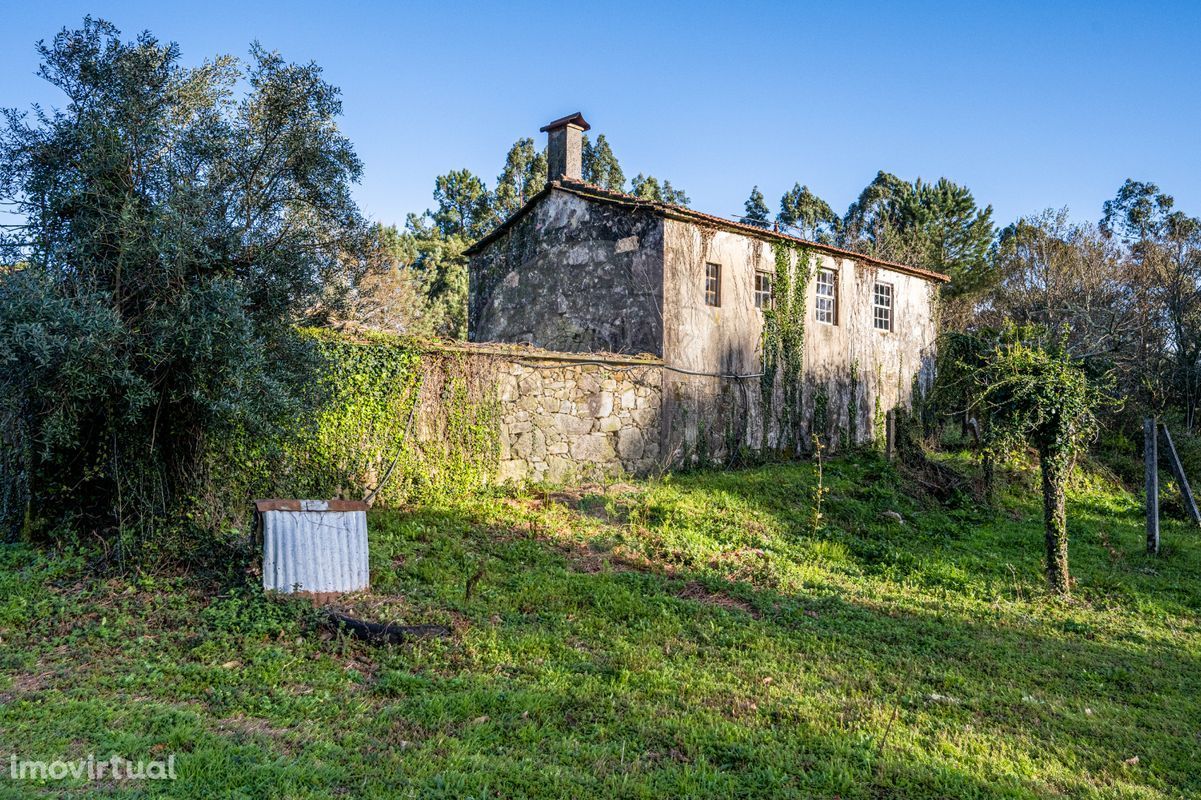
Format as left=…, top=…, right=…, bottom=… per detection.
left=207, top=329, right=500, bottom=511
left=936, top=324, right=1108, bottom=595
left=848, top=359, right=860, bottom=444
left=761, top=241, right=814, bottom=453
left=873, top=362, right=887, bottom=451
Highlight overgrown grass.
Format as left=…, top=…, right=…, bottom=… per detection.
left=1, top=453, right=1199, bottom=798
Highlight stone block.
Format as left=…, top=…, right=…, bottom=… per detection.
left=598, top=416, right=622, bottom=433
left=497, top=460, right=527, bottom=483
left=577, top=372, right=600, bottom=395
left=553, top=413, right=594, bottom=435
left=620, top=388, right=636, bottom=409
left=499, top=374, right=520, bottom=402
left=587, top=391, right=614, bottom=418
left=571, top=433, right=616, bottom=462
left=632, top=406, right=658, bottom=427
left=617, top=428, right=645, bottom=460
left=545, top=455, right=575, bottom=483
left=511, top=432, right=530, bottom=458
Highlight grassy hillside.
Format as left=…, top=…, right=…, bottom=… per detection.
left=1, top=453, right=1199, bottom=798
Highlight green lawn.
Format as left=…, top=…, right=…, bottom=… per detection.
left=1, top=454, right=1199, bottom=798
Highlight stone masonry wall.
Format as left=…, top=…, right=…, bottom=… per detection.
left=416, top=344, right=664, bottom=484
left=469, top=189, right=665, bottom=356
left=494, top=357, right=662, bottom=483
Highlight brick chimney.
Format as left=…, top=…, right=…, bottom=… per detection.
left=540, top=112, right=590, bottom=183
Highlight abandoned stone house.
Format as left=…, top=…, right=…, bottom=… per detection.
left=465, top=112, right=949, bottom=476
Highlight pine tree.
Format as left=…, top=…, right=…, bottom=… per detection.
left=630, top=174, right=690, bottom=206
left=743, top=186, right=771, bottom=228
left=778, top=183, right=839, bottom=243
left=582, top=133, right=625, bottom=191
left=493, top=138, right=547, bottom=218
left=432, top=169, right=493, bottom=239
left=840, top=171, right=993, bottom=288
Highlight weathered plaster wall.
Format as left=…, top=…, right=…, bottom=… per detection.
left=469, top=190, right=665, bottom=356
left=660, top=221, right=938, bottom=460
left=466, top=191, right=940, bottom=471
left=805, top=257, right=938, bottom=448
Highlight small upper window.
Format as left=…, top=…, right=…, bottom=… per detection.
left=873, top=282, right=893, bottom=331
left=754, top=271, right=773, bottom=310
left=705, top=262, right=721, bottom=307
left=815, top=268, right=838, bottom=325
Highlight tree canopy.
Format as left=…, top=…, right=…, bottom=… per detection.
left=582, top=133, right=624, bottom=191
left=493, top=138, right=547, bottom=218
left=630, top=174, right=690, bottom=206
left=743, top=186, right=771, bottom=228
left=0, top=19, right=368, bottom=545
left=937, top=326, right=1106, bottom=594
left=778, top=183, right=839, bottom=243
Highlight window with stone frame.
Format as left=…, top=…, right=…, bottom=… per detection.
left=754, top=271, right=773, bottom=310
left=873, top=281, right=894, bottom=331
left=705, top=262, right=721, bottom=307
left=815, top=268, right=838, bottom=324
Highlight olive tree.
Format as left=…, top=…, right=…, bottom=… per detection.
left=0, top=19, right=367, bottom=550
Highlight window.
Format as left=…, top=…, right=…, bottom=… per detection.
left=815, top=268, right=838, bottom=325
left=873, top=282, right=893, bottom=331
left=754, top=271, right=773, bottom=309
left=705, top=262, right=721, bottom=307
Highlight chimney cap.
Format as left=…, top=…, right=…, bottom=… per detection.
left=539, top=112, right=591, bottom=133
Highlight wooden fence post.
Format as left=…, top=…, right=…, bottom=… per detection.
left=1160, top=423, right=1201, bottom=526
left=1145, top=417, right=1159, bottom=555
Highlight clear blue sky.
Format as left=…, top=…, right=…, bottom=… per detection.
left=3, top=1, right=1199, bottom=229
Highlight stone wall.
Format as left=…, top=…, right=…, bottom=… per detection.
left=414, top=344, right=664, bottom=484
left=468, top=189, right=665, bottom=356
left=494, top=356, right=662, bottom=483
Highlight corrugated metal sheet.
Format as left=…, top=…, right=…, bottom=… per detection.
left=260, top=500, right=369, bottom=596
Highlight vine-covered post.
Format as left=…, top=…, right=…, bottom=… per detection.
left=938, top=325, right=1106, bottom=596
left=1040, top=443, right=1072, bottom=594
left=1145, top=417, right=1159, bottom=554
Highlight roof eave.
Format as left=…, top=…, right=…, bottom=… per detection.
left=465, top=180, right=951, bottom=285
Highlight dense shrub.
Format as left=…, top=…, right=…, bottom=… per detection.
left=0, top=20, right=365, bottom=557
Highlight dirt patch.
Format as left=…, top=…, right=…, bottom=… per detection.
left=550, top=538, right=639, bottom=574
left=511, top=483, right=643, bottom=525
left=676, top=581, right=760, bottom=618
left=543, top=534, right=678, bottom=578
left=214, top=714, right=296, bottom=752
left=0, top=670, right=48, bottom=703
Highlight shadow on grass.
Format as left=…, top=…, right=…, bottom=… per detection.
left=356, top=502, right=1200, bottom=799
left=3, top=461, right=1197, bottom=799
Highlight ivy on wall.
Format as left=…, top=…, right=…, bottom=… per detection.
left=205, top=329, right=500, bottom=513
left=760, top=241, right=814, bottom=453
